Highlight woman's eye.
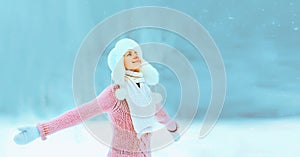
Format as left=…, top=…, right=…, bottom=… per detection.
left=127, top=53, right=132, bottom=56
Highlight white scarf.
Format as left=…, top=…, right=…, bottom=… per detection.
left=124, top=70, right=160, bottom=138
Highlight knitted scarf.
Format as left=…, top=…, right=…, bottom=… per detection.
left=125, top=70, right=158, bottom=138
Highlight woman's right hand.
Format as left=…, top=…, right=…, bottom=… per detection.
left=13, top=126, right=40, bottom=145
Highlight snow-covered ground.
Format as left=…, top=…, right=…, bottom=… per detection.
left=2, top=117, right=300, bottom=157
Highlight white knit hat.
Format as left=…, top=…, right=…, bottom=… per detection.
left=108, top=38, right=159, bottom=100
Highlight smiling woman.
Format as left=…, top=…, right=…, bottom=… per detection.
left=13, top=38, right=180, bottom=157
left=123, top=49, right=142, bottom=72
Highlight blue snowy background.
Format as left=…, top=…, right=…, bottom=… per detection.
left=1, top=0, right=299, bottom=119
left=1, top=0, right=299, bottom=157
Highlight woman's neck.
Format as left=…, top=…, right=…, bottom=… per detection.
left=125, top=70, right=143, bottom=78
left=125, top=68, right=140, bottom=72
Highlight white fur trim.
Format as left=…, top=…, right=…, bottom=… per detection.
left=140, top=61, right=159, bottom=85
left=115, top=88, right=127, bottom=100
left=111, top=59, right=125, bottom=84
left=151, top=92, right=163, bottom=104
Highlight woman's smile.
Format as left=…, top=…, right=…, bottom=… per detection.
left=124, top=49, right=142, bottom=71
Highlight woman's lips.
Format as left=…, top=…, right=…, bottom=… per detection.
left=132, top=60, right=141, bottom=63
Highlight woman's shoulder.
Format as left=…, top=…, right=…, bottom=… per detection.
left=97, top=84, right=120, bottom=98
left=94, top=84, right=121, bottom=112
left=104, top=84, right=120, bottom=92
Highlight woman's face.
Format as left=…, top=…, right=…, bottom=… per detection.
left=124, top=49, right=142, bottom=71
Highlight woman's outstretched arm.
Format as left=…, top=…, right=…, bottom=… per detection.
left=155, top=104, right=180, bottom=141
left=154, top=104, right=178, bottom=132
left=37, top=85, right=118, bottom=140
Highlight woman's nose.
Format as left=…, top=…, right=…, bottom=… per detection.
left=133, top=53, right=139, bottom=59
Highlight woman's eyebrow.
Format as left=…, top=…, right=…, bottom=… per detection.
left=125, top=50, right=131, bottom=54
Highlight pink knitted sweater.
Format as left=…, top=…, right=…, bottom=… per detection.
left=37, top=85, right=177, bottom=157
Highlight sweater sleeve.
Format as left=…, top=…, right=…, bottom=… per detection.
left=155, top=104, right=177, bottom=132
left=37, top=85, right=118, bottom=140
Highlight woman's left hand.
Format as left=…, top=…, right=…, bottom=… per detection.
left=168, top=122, right=180, bottom=142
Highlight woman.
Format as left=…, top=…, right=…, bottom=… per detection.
left=14, top=38, right=179, bottom=157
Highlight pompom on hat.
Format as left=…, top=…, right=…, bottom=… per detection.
left=107, top=38, right=159, bottom=100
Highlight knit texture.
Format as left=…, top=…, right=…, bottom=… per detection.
left=37, top=85, right=176, bottom=157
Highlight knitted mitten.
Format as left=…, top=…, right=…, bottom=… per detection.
left=168, top=122, right=180, bottom=142
left=13, top=126, right=40, bottom=145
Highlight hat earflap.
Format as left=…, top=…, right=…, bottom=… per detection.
left=140, top=60, right=159, bottom=86
left=111, top=59, right=127, bottom=100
